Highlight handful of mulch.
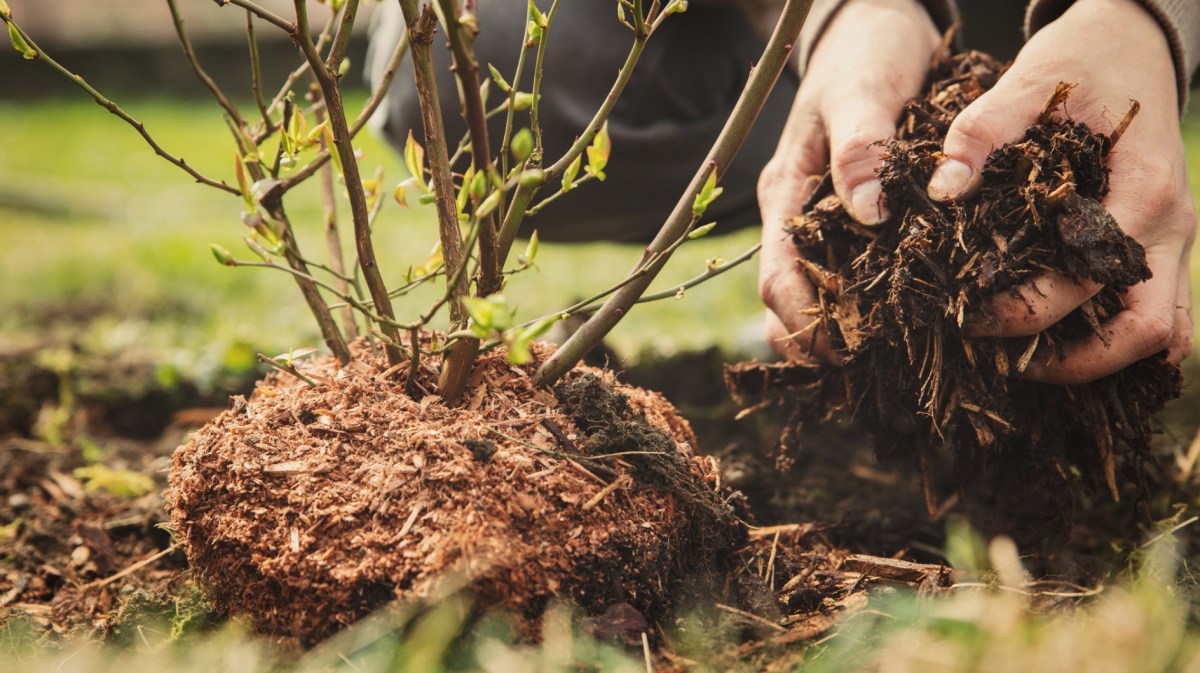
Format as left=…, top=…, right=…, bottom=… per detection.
left=729, top=48, right=1181, bottom=536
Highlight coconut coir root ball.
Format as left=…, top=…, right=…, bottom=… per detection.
left=729, top=48, right=1182, bottom=542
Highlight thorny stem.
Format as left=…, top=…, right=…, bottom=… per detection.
left=1, top=19, right=238, bottom=195
left=295, top=0, right=403, bottom=366
left=168, top=0, right=249, bottom=134
left=534, top=0, right=815, bottom=385
left=437, top=0, right=501, bottom=297
left=399, top=0, right=475, bottom=404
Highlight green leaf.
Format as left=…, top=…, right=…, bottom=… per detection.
left=8, top=23, right=35, bottom=60
left=528, top=0, right=547, bottom=28
left=505, top=331, right=533, bottom=365
left=511, top=128, right=534, bottom=163
left=584, top=122, right=610, bottom=181
left=526, top=21, right=542, bottom=46
left=692, top=171, right=723, bottom=217
left=469, top=168, right=488, bottom=200
left=234, top=154, right=254, bottom=210
left=403, top=130, right=428, bottom=193
left=524, top=314, right=560, bottom=340
left=488, top=63, right=512, bottom=93
left=520, top=230, right=540, bottom=266
left=475, top=189, right=503, bottom=219
left=561, top=154, right=581, bottom=192
left=322, top=125, right=344, bottom=177
left=74, top=465, right=154, bottom=499
left=210, top=244, right=236, bottom=266
left=687, top=221, right=717, bottom=240
left=464, top=294, right=514, bottom=337
left=664, top=0, right=689, bottom=15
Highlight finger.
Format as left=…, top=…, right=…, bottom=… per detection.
left=1023, top=248, right=1180, bottom=384
left=927, top=80, right=1047, bottom=202
left=1169, top=252, right=1194, bottom=363
left=758, top=226, right=840, bottom=365
left=824, top=98, right=897, bottom=225
left=966, top=273, right=1102, bottom=337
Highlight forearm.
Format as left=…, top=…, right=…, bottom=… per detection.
left=1026, top=0, right=1200, bottom=109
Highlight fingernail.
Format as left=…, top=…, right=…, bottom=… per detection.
left=927, top=158, right=973, bottom=202
left=849, top=180, right=889, bottom=225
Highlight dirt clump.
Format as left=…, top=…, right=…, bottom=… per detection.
left=166, top=338, right=740, bottom=645
left=729, top=48, right=1182, bottom=545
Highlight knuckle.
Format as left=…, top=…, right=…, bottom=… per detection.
left=1136, top=313, right=1175, bottom=356
left=830, top=129, right=885, bottom=177
left=945, top=107, right=997, bottom=156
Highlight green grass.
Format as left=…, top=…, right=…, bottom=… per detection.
left=0, top=94, right=763, bottom=377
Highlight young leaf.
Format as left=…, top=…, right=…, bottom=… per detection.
left=520, top=230, right=540, bottom=266
left=403, top=130, right=429, bottom=193
left=469, top=168, right=488, bottom=200
left=0, top=1, right=11, bottom=20
left=234, top=154, right=255, bottom=210
left=664, top=0, right=689, bottom=15
left=528, top=0, right=547, bottom=28
left=584, top=122, right=610, bottom=181
left=322, top=125, right=344, bottom=177
left=687, top=221, right=717, bottom=240
left=505, top=330, right=533, bottom=365
left=692, top=171, right=723, bottom=217
left=475, top=190, right=503, bottom=219
left=8, top=23, right=35, bottom=60
left=488, top=63, right=513, bottom=93
left=561, top=154, right=581, bottom=192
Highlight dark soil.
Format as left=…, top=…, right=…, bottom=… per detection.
left=729, top=48, right=1184, bottom=550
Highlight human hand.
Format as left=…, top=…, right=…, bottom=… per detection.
left=758, top=0, right=940, bottom=361
left=926, top=0, right=1196, bottom=383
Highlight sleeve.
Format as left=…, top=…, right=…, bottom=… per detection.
left=796, top=0, right=960, bottom=74
left=1025, top=0, right=1200, bottom=111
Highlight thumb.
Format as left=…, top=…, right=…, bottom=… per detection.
left=928, top=81, right=1043, bottom=202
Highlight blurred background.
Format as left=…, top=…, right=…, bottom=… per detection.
left=0, top=0, right=1194, bottom=426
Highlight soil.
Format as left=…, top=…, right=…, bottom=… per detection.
left=729, top=47, right=1184, bottom=550
left=165, top=338, right=748, bottom=645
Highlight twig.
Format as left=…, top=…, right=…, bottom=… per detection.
left=437, top=0, right=501, bottom=296
left=80, top=544, right=180, bottom=591
left=295, top=0, right=403, bottom=366
left=226, top=0, right=294, bottom=33
left=534, top=0, right=815, bottom=386
left=398, top=0, right=474, bottom=403
left=635, top=243, right=761, bottom=303
left=642, top=632, right=654, bottom=673
left=2, top=19, right=238, bottom=195
left=167, top=0, right=249, bottom=134
left=313, top=91, right=361, bottom=341
left=259, top=352, right=322, bottom=387
left=246, top=10, right=272, bottom=128
left=582, top=474, right=630, bottom=511
left=714, top=603, right=786, bottom=633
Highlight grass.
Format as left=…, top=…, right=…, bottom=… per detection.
left=0, top=94, right=764, bottom=381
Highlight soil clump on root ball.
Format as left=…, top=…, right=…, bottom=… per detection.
left=166, top=339, right=741, bottom=645
left=728, top=47, right=1182, bottom=546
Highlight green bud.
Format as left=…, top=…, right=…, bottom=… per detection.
left=519, top=230, right=539, bottom=266
left=687, top=221, right=717, bottom=240
left=512, top=91, right=536, bottom=111
left=526, top=21, right=542, bottom=46
left=337, top=57, right=351, bottom=78
left=528, top=0, right=547, bottom=28
left=519, top=168, right=545, bottom=189
left=511, top=128, right=534, bottom=163
left=488, top=63, right=512, bottom=93
left=469, top=169, right=489, bottom=199
left=8, top=23, right=35, bottom=60
left=0, top=0, right=11, bottom=20
left=664, top=0, right=689, bottom=15
left=561, top=154, right=581, bottom=192
left=210, top=244, right=236, bottom=266
left=475, top=190, right=503, bottom=219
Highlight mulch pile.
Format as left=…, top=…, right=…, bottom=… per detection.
left=729, top=47, right=1182, bottom=542
left=167, top=338, right=746, bottom=645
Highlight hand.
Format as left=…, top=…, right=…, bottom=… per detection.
left=758, top=0, right=940, bottom=361
left=927, top=0, right=1196, bottom=383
